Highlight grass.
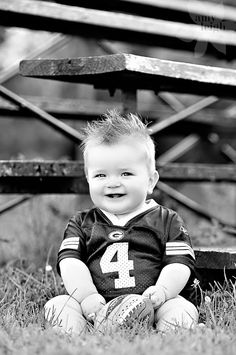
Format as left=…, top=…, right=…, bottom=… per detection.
left=0, top=195, right=236, bottom=354
left=0, top=260, right=236, bottom=355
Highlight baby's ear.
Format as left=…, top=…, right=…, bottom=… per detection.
left=148, top=170, right=159, bottom=194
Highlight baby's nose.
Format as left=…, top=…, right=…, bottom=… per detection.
left=107, top=177, right=121, bottom=188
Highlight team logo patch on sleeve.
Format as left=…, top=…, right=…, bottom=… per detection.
left=166, top=242, right=195, bottom=260
left=59, top=237, right=80, bottom=252
left=180, top=225, right=189, bottom=235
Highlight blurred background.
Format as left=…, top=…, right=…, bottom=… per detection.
left=0, top=0, right=235, bottom=268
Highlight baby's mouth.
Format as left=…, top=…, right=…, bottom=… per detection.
left=105, top=193, right=125, bottom=199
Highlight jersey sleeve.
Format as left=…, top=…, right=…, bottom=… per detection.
left=162, top=212, right=195, bottom=272
left=56, top=214, right=87, bottom=275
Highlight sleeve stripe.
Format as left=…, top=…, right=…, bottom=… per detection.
left=59, top=237, right=80, bottom=252
left=166, top=242, right=195, bottom=260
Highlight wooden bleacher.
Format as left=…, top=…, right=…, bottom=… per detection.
left=1, top=0, right=236, bottom=58
left=0, top=0, right=236, bottom=288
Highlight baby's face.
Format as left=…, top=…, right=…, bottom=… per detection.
left=85, top=139, right=158, bottom=216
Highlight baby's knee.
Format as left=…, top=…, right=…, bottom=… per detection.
left=155, top=296, right=198, bottom=332
left=45, top=295, right=81, bottom=320
left=44, top=295, right=86, bottom=334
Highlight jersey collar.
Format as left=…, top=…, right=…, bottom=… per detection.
left=100, top=199, right=158, bottom=226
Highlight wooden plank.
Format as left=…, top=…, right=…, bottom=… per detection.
left=0, top=85, right=83, bottom=143
left=195, top=247, right=236, bottom=288
left=156, top=91, right=236, bottom=163
left=156, top=181, right=236, bottom=229
left=51, top=0, right=236, bottom=29
left=149, top=96, right=218, bottom=134
left=1, top=95, right=235, bottom=130
left=0, top=162, right=235, bottom=229
left=20, top=54, right=236, bottom=97
left=0, top=96, right=119, bottom=119
left=1, top=96, right=235, bottom=138
left=125, top=0, right=236, bottom=24
left=2, top=0, right=236, bottom=57
left=0, top=196, right=32, bottom=215
left=0, top=177, right=88, bottom=194
left=0, top=162, right=88, bottom=194
left=0, top=95, right=231, bottom=124
left=221, top=144, right=236, bottom=163
left=0, top=161, right=85, bottom=178
left=156, top=135, right=200, bottom=164
left=195, top=247, right=236, bottom=270
left=0, top=161, right=235, bottom=180
left=0, top=34, right=69, bottom=84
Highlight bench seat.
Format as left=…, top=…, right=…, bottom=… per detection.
left=20, top=53, right=236, bottom=97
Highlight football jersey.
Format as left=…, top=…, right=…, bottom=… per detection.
left=57, top=203, right=196, bottom=303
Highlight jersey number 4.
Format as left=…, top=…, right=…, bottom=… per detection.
left=100, top=242, right=135, bottom=289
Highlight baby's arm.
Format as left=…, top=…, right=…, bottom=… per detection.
left=143, top=263, right=190, bottom=308
left=60, top=258, right=106, bottom=318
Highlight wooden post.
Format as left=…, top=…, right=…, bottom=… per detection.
left=121, top=89, right=137, bottom=114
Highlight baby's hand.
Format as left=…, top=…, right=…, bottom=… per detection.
left=81, top=293, right=106, bottom=321
left=142, top=285, right=166, bottom=309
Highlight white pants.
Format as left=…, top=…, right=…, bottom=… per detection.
left=44, top=295, right=198, bottom=335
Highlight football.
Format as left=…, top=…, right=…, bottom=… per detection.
left=94, top=294, right=154, bottom=332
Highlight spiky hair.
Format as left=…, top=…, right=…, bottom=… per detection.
left=81, top=110, right=156, bottom=173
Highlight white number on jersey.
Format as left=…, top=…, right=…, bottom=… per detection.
left=100, top=242, right=135, bottom=289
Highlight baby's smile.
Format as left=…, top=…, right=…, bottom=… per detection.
left=105, top=193, right=126, bottom=199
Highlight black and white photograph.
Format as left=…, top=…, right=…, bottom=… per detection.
left=0, top=0, right=235, bottom=353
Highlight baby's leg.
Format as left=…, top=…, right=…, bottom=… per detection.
left=155, top=295, right=198, bottom=333
left=44, top=295, right=87, bottom=335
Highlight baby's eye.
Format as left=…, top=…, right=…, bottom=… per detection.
left=121, top=172, right=133, bottom=176
left=94, top=173, right=106, bottom=178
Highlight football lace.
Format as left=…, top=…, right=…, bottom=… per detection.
left=116, top=299, right=144, bottom=325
